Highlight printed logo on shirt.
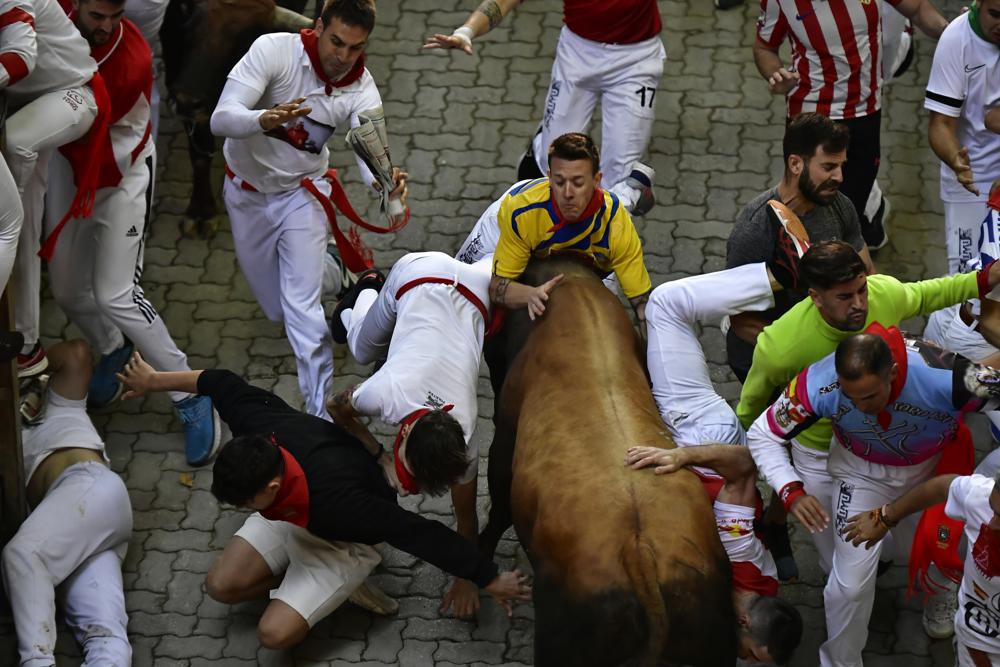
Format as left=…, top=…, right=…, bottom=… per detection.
left=424, top=391, right=446, bottom=410
left=794, top=9, right=815, bottom=20
left=966, top=64, right=986, bottom=74
left=126, top=226, right=139, bottom=238
left=264, top=115, right=335, bottom=154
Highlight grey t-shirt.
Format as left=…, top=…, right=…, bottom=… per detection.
left=724, top=187, right=864, bottom=377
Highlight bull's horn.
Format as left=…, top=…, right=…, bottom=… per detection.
left=273, top=6, right=313, bottom=31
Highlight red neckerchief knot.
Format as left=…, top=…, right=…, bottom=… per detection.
left=546, top=186, right=605, bottom=234
left=260, top=442, right=311, bottom=528
left=862, top=322, right=908, bottom=431
left=300, top=29, right=366, bottom=95
left=393, top=404, right=455, bottom=495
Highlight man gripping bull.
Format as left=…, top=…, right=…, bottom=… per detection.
left=328, top=251, right=493, bottom=619
left=210, top=0, right=407, bottom=419
left=485, top=132, right=651, bottom=328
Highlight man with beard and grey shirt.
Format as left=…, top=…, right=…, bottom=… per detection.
left=726, top=113, right=875, bottom=384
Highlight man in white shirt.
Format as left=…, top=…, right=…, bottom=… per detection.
left=926, top=0, right=1000, bottom=274
left=327, top=251, right=493, bottom=619
left=210, top=0, right=406, bottom=419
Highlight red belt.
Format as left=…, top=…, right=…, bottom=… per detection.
left=225, top=164, right=259, bottom=192
left=395, top=276, right=490, bottom=328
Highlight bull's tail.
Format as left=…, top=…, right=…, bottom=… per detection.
left=620, top=535, right=668, bottom=667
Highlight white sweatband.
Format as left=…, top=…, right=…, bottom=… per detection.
left=452, top=26, right=474, bottom=48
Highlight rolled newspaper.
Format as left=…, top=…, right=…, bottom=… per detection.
left=345, top=106, right=405, bottom=221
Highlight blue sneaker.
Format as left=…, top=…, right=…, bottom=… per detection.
left=88, top=340, right=134, bottom=409
left=175, top=394, right=221, bottom=466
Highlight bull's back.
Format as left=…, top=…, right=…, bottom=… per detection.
left=503, top=279, right=737, bottom=665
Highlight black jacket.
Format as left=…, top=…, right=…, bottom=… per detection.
left=199, top=370, right=499, bottom=587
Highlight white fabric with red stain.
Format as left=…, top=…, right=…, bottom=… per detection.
left=756, top=0, right=902, bottom=119
left=715, top=501, right=779, bottom=596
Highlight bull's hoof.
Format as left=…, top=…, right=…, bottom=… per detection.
left=178, top=215, right=220, bottom=240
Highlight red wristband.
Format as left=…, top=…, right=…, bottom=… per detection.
left=779, top=481, right=806, bottom=513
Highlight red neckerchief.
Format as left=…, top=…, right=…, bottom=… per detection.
left=973, top=523, right=1000, bottom=579
left=393, top=404, right=455, bottom=495
left=862, top=322, right=908, bottom=431
left=300, top=29, right=366, bottom=95
left=989, top=187, right=1000, bottom=212
left=260, top=444, right=310, bottom=528
left=546, top=186, right=605, bottom=234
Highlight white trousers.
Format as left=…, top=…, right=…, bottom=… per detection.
left=7, top=86, right=97, bottom=348
left=945, top=200, right=988, bottom=275
left=646, top=263, right=774, bottom=446
left=39, top=147, right=193, bottom=402
left=0, top=154, right=22, bottom=293
left=1, top=462, right=132, bottom=667
left=819, top=444, right=940, bottom=667
left=224, top=178, right=333, bottom=418
left=791, top=440, right=835, bottom=573
left=531, top=27, right=665, bottom=193
left=455, top=191, right=505, bottom=265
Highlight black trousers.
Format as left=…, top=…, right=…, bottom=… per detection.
left=835, top=110, right=882, bottom=228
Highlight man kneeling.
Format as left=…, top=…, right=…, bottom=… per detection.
left=119, top=354, right=530, bottom=649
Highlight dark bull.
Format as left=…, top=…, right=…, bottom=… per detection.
left=480, top=256, right=737, bottom=667
left=160, top=0, right=311, bottom=237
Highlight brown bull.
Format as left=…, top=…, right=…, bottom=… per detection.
left=481, top=256, right=737, bottom=667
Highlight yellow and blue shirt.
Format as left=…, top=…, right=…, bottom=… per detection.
left=492, top=179, right=652, bottom=299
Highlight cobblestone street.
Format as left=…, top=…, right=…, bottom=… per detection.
left=0, top=0, right=979, bottom=664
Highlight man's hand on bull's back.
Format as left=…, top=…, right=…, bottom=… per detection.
left=484, top=570, right=532, bottom=617
left=258, top=97, right=312, bottom=132
left=625, top=446, right=686, bottom=474
left=789, top=494, right=829, bottom=534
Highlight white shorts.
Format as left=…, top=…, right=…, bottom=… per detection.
left=235, top=513, right=381, bottom=627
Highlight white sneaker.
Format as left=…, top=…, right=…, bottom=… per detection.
left=624, top=162, right=656, bottom=217
left=322, top=242, right=358, bottom=300
left=348, top=580, right=398, bottom=616
left=922, top=581, right=958, bottom=639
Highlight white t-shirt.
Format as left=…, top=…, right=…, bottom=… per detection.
left=352, top=252, right=492, bottom=484
left=221, top=32, right=382, bottom=193
left=945, top=474, right=1000, bottom=653
left=925, top=14, right=1000, bottom=203
left=22, top=391, right=107, bottom=483
left=0, top=0, right=96, bottom=101
left=716, top=501, right=778, bottom=582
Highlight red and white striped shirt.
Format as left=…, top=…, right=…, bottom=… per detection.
left=757, top=0, right=902, bottom=120
left=0, top=0, right=95, bottom=101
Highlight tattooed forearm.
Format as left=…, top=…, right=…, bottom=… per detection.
left=630, top=292, right=650, bottom=322
left=475, top=0, right=504, bottom=30
left=490, top=277, right=510, bottom=304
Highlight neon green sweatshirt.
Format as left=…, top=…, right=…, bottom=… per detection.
left=736, top=272, right=980, bottom=451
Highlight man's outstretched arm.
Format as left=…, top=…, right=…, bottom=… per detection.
left=489, top=274, right=564, bottom=320
left=423, top=0, right=523, bottom=54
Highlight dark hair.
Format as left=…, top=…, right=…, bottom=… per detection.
left=799, top=240, right=867, bottom=290
left=748, top=596, right=803, bottom=665
left=320, top=0, right=376, bottom=33
left=405, top=410, right=468, bottom=496
left=835, top=333, right=894, bottom=381
left=78, top=0, right=127, bottom=5
left=547, top=132, right=601, bottom=175
left=783, top=112, right=850, bottom=166
left=211, top=435, right=283, bottom=506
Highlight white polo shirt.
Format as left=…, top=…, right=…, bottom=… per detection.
left=221, top=32, right=382, bottom=193
left=925, top=14, right=1000, bottom=203
left=945, top=474, right=1000, bottom=654
left=351, top=253, right=492, bottom=484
